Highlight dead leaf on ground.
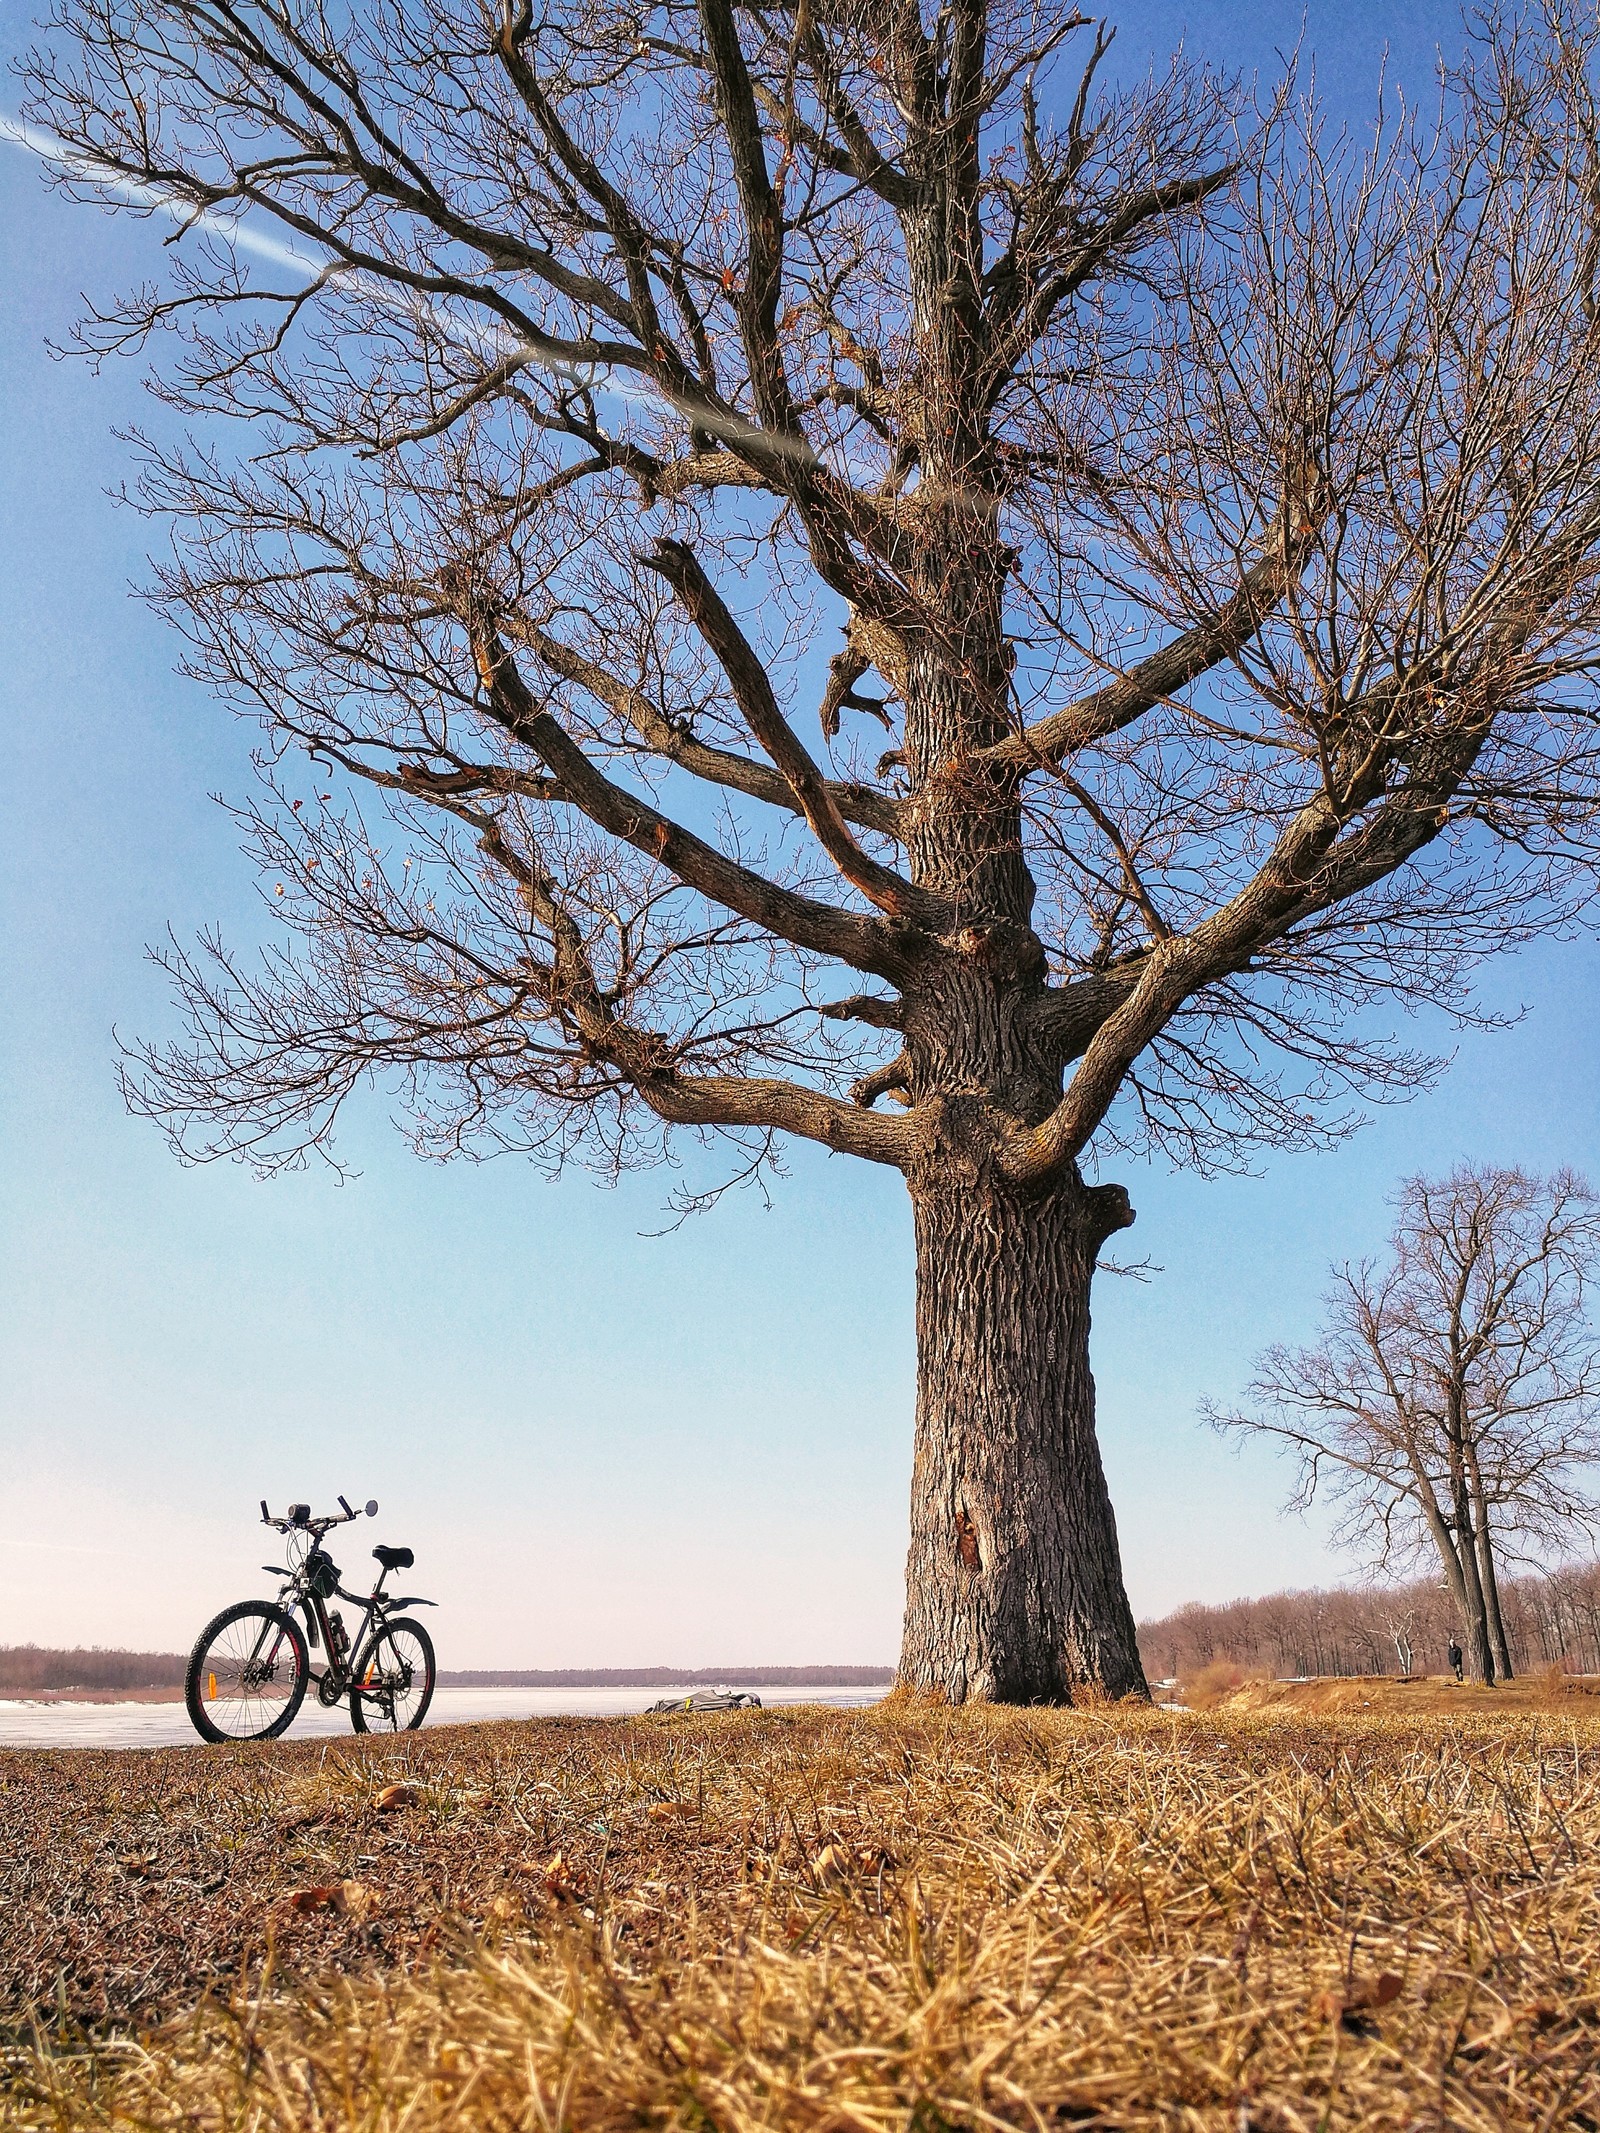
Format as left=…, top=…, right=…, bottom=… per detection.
left=646, top=1801, right=696, bottom=1821
left=284, top=1884, right=344, bottom=1914
left=375, top=1783, right=421, bottom=1812
left=813, top=1842, right=896, bottom=1887
left=541, top=1851, right=588, bottom=1903
left=281, top=1882, right=374, bottom=1919
left=1312, top=1971, right=1403, bottom=2032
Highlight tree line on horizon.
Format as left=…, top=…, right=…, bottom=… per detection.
left=0, top=1649, right=896, bottom=1694
left=0, top=1647, right=188, bottom=1693
left=1137, top=1559, right=1600, bottom=1685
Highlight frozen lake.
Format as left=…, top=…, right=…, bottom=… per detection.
left=0, top=1683, right=887, bottom=1750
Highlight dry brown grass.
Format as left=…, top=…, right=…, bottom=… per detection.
left=1216, top=1672, right=1600, bottom=1714
left=1174, top=1660, right=1269, bottom=1709
left=5, top=1702, right=1600, bottom=2130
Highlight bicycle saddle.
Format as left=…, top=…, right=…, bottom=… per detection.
left=374, top=1544, right=414, bottom=1571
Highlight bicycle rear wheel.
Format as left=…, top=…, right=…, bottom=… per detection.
left=185, top=1601, right=309, bottom=1743
left=349, top=1617, right=435, bottom=1732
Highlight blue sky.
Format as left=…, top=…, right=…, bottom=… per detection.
left=2, top=0, right=1596, bottom=1667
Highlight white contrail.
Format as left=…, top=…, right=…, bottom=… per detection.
left=2, top=111, right=873, bottom=473
left=0, top=112, right=627, bottom=388
left=0, top=111, right=547, bottom=369
left=0, top=113, right=334, bottom=277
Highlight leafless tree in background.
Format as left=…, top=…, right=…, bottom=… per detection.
left=22, top=0, right=1600, bottom=1700
left=1374, top=1592, right=1424, bottom=1676
left=1210, top=1168, right=1600, bottom=1684
left=1137, top=1558, right=1600, bottom=1683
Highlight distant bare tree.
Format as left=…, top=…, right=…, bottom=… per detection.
left=1210, top=1168, right=1600, bottom=1684
left=1136, top=1560, right=1600, bottom=1682
left=1373, top=1591, right=1424, bottom=1677
left=23, top=0, right=1600, bottom=1699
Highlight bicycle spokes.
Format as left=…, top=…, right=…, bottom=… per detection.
left=186, top=1602, right=309, bottom=1743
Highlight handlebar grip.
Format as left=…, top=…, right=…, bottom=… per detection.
left=338, top=1495, right=353, bottom=1517
left=261, top=1499, right=270, bottom=1523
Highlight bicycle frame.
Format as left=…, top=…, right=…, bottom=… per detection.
left=255, top=1498, right=434, bottom=1719
left=294, top=1564, right=414, bottom=1706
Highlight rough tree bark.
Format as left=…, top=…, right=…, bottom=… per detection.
left=882, top=153, right=1153, bottom=1695
left=1481, top=1541, right=1514, bottom=1681
left=1455, top=1504, right=1497, bottom=1686
left=1444, top=1387, right=1498, bottom=1684
left=1465, top=1439, right=1515, bottom=1679
left=902, top=1167, right=1144, bottom=1700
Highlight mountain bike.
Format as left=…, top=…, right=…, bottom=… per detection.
left=185, top=1496, right=438, bottom=1742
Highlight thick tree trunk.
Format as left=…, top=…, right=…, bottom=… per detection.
left=897, top=1171, right=1148, bottom=1703
left=886, top=181, right=1150, bottom=1706
left=1421, top=1490, right=1493, bottom=1685
left=1477, top=1524, right=1514, bottom=1680
left=1465, top=1447, right=1514, bottom=1679
left=1453, top=1495, right=1497, bottom=1685
left=1441, top=1403, right=1496, bottom=1684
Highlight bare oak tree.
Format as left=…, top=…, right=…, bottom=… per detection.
left=22, top=0, right=1600, bottom=1698
left=1210, top=1168, right=1600, bottom=1686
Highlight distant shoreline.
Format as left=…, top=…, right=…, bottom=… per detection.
left=0, top=1651, right=895, bottom=1697
left=1, top=1676, right=892, bottom=1709
left=436, top=1667, right=895, bottom=1688
left=2, top=1687, right=190, bottom=1706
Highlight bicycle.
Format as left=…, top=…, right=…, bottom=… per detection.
left=185, top=1496, right=438, bottom=1742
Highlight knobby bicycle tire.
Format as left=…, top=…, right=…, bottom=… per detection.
left=185, top=1600, right=310, bottom=1743
left=349, top=1616, right=436, bottom=1733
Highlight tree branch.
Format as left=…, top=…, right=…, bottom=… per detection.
left=696, top=0, right=798, bottom=436
left=983, top=545, right=1306, bottom=772
left=642, top=536, right=932, bottom=918
left=466, top=611, right=919, bottom=980
left=478, top=813, right=914, bottom=1165
left=983, top=164, right=1237, bottom=400
left=819, top=991, right=905, bottom=1031
left=637, top=1065, right=916, bottom=1163
left=502, top=610, right=903, bottom=839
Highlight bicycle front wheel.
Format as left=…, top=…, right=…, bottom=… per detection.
left=349, top=1617, right=436, bottom=1733
left=185, top=1601, right=309, bottom=1743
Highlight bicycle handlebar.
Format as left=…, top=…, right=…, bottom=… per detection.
left=259, top=1497, right=377, bottom=1536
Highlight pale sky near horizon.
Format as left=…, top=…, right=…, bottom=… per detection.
left=3, top=0, right=1597, bottom=1668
